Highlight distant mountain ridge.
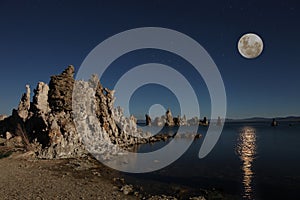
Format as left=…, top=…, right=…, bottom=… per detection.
left=137, top=116, right=300, bottom=124
left=226, top=116, right=300, bottom=122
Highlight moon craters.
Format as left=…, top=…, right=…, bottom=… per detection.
left=238, top=33, right=263, bottom=59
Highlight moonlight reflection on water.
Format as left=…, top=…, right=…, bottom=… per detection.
left=236, top=127, right=257, bottom=200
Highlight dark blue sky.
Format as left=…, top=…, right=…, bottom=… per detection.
left=0, top=0, right=299, bottom=119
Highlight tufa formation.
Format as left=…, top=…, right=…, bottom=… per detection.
left=0, top=65, right=145, bottom=159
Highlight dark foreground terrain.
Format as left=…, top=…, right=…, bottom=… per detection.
left=0, top=146, right=140, bottom=200
left=0, top=144, right=236, bottom=200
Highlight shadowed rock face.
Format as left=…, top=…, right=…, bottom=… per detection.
left=0, top=109, right=26, bottom=140
left=173, top=116, right=180, bottom=126
left=48, top=65, right=75, bottom=112
left=145, top=114, right=151, bottom=126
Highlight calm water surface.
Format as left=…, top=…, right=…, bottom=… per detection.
left=123, top=122, right=300, bottom=199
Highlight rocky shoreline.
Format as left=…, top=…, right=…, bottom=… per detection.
left=0, top=65, right=231, bottom=199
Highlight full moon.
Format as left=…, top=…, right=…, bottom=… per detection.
left=238, top=33, right=263, bottom=59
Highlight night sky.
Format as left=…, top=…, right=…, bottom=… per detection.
left=0, top=0, right=299, bottom=119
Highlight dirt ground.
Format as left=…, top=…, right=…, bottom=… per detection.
left=0, top=145, right=234, bottom=200
left=0, top=147, right=138, bottom=200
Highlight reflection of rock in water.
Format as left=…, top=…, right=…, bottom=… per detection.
left=236, top=127, right=257, bottom=200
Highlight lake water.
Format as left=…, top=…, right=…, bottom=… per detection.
left=123, top=121, right=300, bottom=199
